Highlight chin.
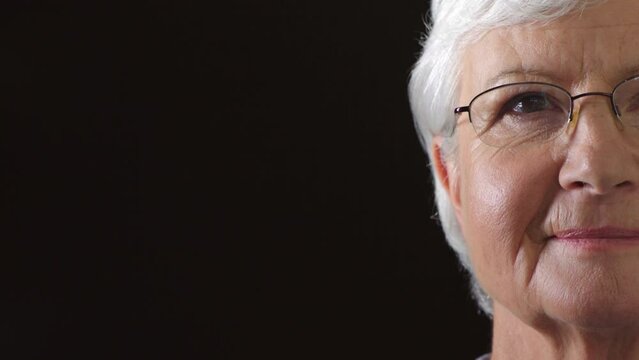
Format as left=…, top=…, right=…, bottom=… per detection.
left=555, top=302, right=637, bottom=331
left=525, top=247, right=639, bottom=329
left=540, top=269, right=639, bottom=330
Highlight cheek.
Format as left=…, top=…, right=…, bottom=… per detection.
left=462, top=160, right=532, bottom=267
left=458, top=148, right=560, bottom=304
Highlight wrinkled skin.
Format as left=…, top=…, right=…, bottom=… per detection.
left=433, top=1, right=639, bottom=359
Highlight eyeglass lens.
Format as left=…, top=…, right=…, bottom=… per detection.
left=468, top=77, right=639, bottom=147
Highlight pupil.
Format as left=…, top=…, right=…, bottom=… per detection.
left=514, top=94, right=549, bottom=113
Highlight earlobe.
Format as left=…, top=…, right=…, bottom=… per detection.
left=431, top=137, right=462, bottom=215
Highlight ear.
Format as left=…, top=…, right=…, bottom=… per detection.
left=431, top=137, right=463, bottom=219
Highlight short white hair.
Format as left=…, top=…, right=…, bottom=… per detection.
left=408, top=0, right=605, bottom=315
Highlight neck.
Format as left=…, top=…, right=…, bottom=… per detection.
left=491, top=303, right=639, bottom=360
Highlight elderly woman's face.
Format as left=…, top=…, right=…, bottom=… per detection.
left=451, top=0, right=639, bottom=328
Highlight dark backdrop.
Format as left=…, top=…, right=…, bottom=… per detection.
left=4, top=1, right=491, bottom=359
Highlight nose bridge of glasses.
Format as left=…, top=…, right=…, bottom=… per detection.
left=567, top=91, right=626, bottom=136
left=571, top=91, right=612, bottom=101
left=569, top=91, right=619, bottom=123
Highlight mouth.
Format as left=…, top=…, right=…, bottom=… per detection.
left=549, top=227, right=639, bottom=250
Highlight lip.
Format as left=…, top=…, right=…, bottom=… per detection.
left=550, top=227, right=639, bottom=250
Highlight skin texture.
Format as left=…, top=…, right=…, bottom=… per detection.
left=432, top=1, right=639, bottom=359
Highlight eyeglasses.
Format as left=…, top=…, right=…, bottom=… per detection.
left=453, top=75, right=639, bottom=147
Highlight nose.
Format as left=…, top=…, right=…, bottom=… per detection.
left=558, top=99, right=639, bottom=195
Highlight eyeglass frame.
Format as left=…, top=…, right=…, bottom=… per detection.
left=451, top=75, right=639, bottom=140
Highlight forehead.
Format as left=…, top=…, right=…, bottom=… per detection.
left=461, top=0, right=639, bottom=94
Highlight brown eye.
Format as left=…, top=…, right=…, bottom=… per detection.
left=504, top=92, right=554, bottom=114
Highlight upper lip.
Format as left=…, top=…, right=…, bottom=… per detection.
left=553, top=227, right=639, bottom=239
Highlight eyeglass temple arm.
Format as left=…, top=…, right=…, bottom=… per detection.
left=444, top=106, right=471, bottom=137
left=454, top=106, right=470, bottom=115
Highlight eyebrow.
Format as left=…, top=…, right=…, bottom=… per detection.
left=485, top=69, right=560, bottom=88
left=486, top=65, right=639, bottom=89
left=620, top=64, right=639, bottom=80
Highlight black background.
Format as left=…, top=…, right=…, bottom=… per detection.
left=4, top=1, right=491, bottom=358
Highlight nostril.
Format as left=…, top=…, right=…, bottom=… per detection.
left=563, top=180, right=586, bottom=191
left=616, top=180, right=633, bottom=188
left=568, top=180, right=633, bottom=194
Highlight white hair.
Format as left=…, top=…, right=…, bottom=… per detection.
left=408, top=0, right=605, bottom=315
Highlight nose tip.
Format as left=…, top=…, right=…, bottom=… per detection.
left=559, top=158, right=634, bottom=195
